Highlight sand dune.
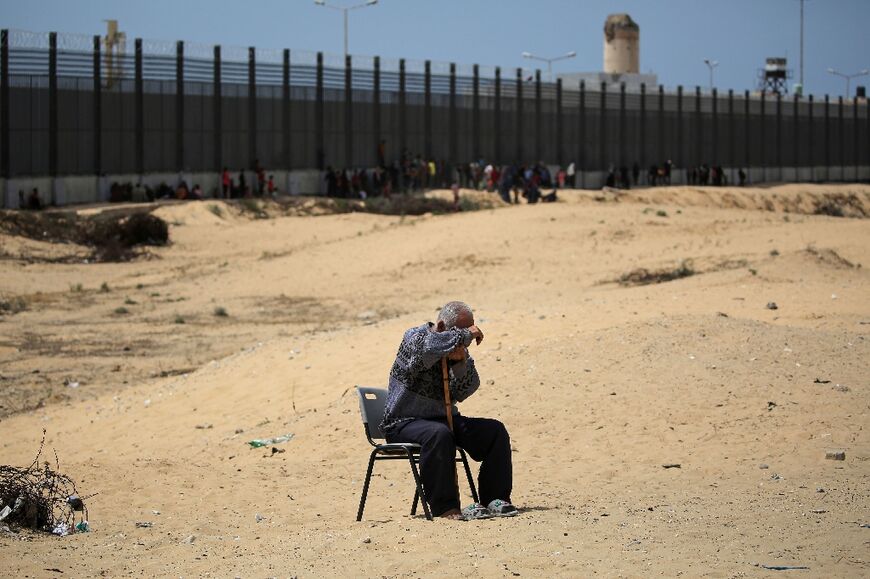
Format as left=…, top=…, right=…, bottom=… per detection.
left=0, top=185, right=868, bottom=577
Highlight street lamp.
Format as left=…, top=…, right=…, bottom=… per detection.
left=314, top=0, right=378, bottom=58
left=826, top=67, right=869, bottom=98
left=703, top=58, right=719, bottom=91
left=521, top=50, right=576, bottom=82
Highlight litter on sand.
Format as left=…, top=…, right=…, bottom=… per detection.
left=248, top=433, right=294, bottom=448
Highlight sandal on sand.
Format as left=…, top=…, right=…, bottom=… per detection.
left=487, top=499, right=519, bottom=517
left=461, top=503, right=494, bottom=520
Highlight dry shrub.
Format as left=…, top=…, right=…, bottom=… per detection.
left=618, top=260, right=695, bottom=286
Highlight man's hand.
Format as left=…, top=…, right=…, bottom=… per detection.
left=447, top=345, right=467, bottom=361
left=468, top=325, right=484, bottom=345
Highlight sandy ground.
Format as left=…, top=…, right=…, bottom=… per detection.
left=0, top=184, right=868, bottom=578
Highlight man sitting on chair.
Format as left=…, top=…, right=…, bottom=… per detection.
left=381, top=301, right=517, bottom=520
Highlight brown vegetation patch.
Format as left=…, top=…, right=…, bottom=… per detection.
left=812, top=193, right=868, bottom=218
left=804, top=246, right=859, bottom=269
left=0, top=208, right=169, bottom=262
left=617, top=260, right=696, bottom=286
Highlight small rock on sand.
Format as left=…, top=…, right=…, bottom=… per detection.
left=825, top=450, right=846, bottom=461
left=182, top=534, right=196, bottom=544
left=766, top=302, right=778, bottom=310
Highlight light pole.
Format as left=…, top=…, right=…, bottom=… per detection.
left=521, top=51, right=576, bottom=82
left=799, top=0, right=806, bottom=90
left=314, top=0, right=378, bottom=58
left=826, top=68, right=869, bottom=98
left=703, top=58, right=719, bottom=91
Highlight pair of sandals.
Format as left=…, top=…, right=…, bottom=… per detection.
left=460, top=499, right=519, bottom=520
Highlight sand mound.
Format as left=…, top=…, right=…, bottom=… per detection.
left=585, top=183, right=870, bottom=218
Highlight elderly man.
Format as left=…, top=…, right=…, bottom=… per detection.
left=381, top=301, right=516, bottom=520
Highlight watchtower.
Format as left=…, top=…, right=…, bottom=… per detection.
left=757, top=57, right=792, bottom=95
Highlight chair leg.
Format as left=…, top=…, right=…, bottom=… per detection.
left=356, top=450, right=378, bottom=521
left=407, top=455, right=432, bottom=521
left=411, top=487, right=419, bottom=516
left=458, top=449, right=479, bottom=504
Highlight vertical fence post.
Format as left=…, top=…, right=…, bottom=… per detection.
left=48, top=32, right=57, bottom=184
left=711, top=88, right=718, bottom=168
left=579, top=81, right=585, bottom=187
left=866, top=98, right=869, bottom=174
left=808, top=94, right=814, bottom=181
left=744, top=90, right=750, bottom=180
left=398, top=58, right=405, bottom=164
left=344, top=54, right=352, bottom=168
left=599, top=82, right=607, bottom=176
left=373, top=55, right=380, bottom=166
left=676, top=85, right=683, bottom=182
left=839, top=96, right=844, bottom=180
left=694, top=85, right=714, bottom=167
left=494, top=67, right=501, bottom=164
left=556, top=78, right=563, bottom=167
left=824, top=94, right=830, bottom=180
left=793, top=92, right=799, bottom=179
left=424, top=60, right=431, bottom=161
left=449, top=62, right=456, bottom=166
left=619, top=81, right=626, bottom=170
left=92, top=35, right=101, bottom=179
left=177, top=41, right=185, bottom=173
left=316, top=52, right=324, bottom=170
left=247, top=46, right=255, bottom=172
left=657, top=85, right=664, bottom=169
left=598, top=82, right=611, bottom=177
left=214, top=45, right=222, bottom=174
left=0, top=30, right=8, bottom=181
left=135, top=39, right=144, bottom=176
left=853, top=95, right=858, bottom=180
left=283, top=48, right=290, bottom=172
left=759, top=90, right=765, bottom=182
left=515, top=67, right=523, bottom=163
left=728, top=89, right=735, bottom=181
left=534, top=69, right=541, bottom=162
left=776, top=92, right=782, bottom=180
left=472, top=64, right=480, bottom=160
left=639, top=83, right=646, bottom=172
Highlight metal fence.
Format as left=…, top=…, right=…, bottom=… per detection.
left=1, top=29, right=869, bottom=180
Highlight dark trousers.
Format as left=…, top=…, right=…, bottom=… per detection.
left=387, top=416, right=512, bottom=516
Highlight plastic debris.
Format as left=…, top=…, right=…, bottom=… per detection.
left=66, top=495, right=84, bottom=512
left=760, top=565, right=809, bottom=571
left=248, top=433, right=294, bottom=448
left=75, top=521, right=89, bottom=532
left=52, top=522, right=69, bottom=536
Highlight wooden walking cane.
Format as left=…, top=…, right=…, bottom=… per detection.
left=441, top=357, right=460, bottom=505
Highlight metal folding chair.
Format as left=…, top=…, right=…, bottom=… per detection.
left=355, top=386, right=479, bottom=521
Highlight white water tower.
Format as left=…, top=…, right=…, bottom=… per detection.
left=603, top=13, right=639, bottom=75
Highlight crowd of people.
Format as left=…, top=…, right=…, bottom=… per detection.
left=15, top=145, right=754, bottom=211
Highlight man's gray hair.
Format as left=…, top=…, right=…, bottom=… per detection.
left=437, top=301, right=472, bottom=328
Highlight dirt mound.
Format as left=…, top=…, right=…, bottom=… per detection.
left=0, top=208, right=169, bottom=262
left=593, top=184, right=870, bottom=218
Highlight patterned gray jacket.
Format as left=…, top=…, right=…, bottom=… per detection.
left=381, top=323, right=480, bottom=434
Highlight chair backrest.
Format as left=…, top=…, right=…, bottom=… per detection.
left=356, top=386, right=388, bottom=444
